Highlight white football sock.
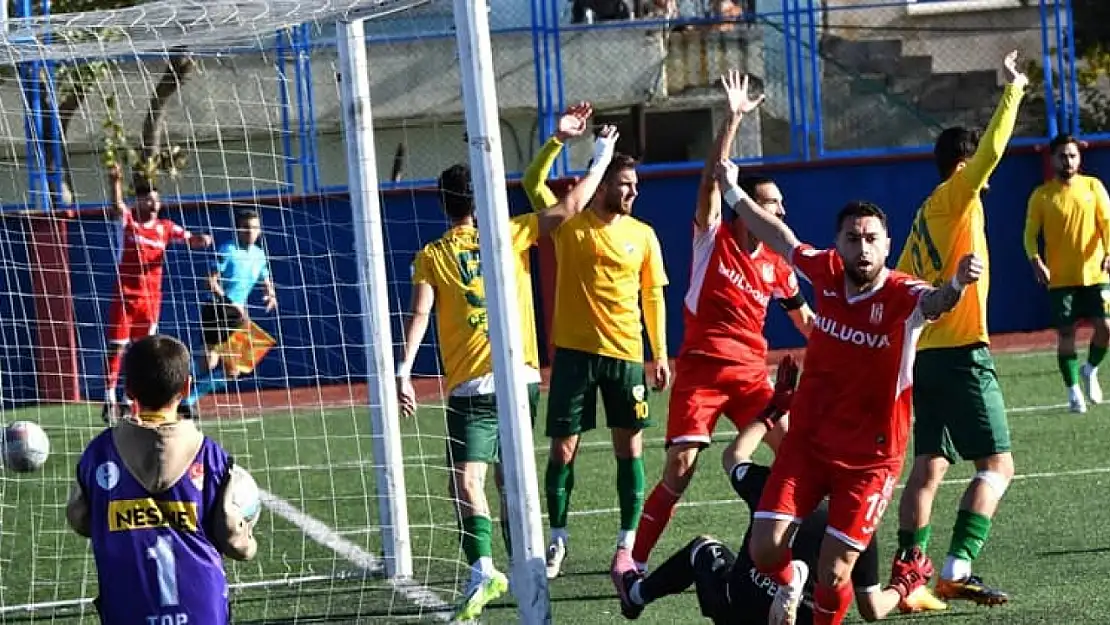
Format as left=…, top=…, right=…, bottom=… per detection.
left=941, top=555, right=971, bottom=581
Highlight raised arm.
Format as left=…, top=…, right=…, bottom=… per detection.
left=715, top=159, right=801, bottom=259
left=107, top=165, right=128, bottom=221
left=961, top=51, right=1027, bottom=192
left=697, top=70, right=765, bottom=230
left=918, top=253, right=982, bottom=320
left=523, top=102, right=592, bottom=211
left=395, top=280, right=435, bottom=418
left=536, top=126, right=618, bottom=237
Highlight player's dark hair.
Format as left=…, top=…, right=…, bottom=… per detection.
left=602, top=153, right=638, bottom=184
left=740, top=175, right=776, bottom=198
left=437, top=163, right=474, bottom=221
left=132, top=177, right=157, bottom=197
left=124, top=335, right=192, bottom=410
left=236, top=209, right=260, bottom=226
left=835, top=200, right=888, bottom=233
left=934, top=126, right=981, bottom=180
left=1049, top=132, right=1080, bottom=154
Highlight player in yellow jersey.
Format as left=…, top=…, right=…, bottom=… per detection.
left=538, top=150, right=671, bottom=581
left=1025, top=133, right=1110, bottom=413
left=394, top=122, right=616, bottom=621
left=892, top=51, right=1027, bottom=606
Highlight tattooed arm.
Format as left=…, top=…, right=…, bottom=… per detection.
left=917, top=253, right=983, bottom=321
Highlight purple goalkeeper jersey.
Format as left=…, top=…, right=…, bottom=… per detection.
left=77, top=429, right=234, bottom=625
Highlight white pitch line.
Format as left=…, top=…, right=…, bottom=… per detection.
left=259, top=488, right=454, bottom=622
left=559, top=464, right=1110, bottom=520
left=257, top=399, right=1074, bottom=474
left=330, top=463, right=1110, bottom=536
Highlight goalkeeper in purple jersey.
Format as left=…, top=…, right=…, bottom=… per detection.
left=66, top=335, right=257, bottom=625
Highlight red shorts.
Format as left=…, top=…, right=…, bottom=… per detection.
left=754, top=435, right=899, bottom=551
left=106, top=295, right=161, bottom=344
left=665, top=353, right=773, bottom=447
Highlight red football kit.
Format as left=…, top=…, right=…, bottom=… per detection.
left=106, top=210, right=188, bottom=344
left=755, top=244, right=929, bottom=550
left=667, top=220, right=801, bottom=446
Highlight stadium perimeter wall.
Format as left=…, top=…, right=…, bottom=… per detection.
left=6, top=144, right=1106, bottom=405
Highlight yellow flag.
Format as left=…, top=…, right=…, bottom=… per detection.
left=217, top=321, right=276, bottom=376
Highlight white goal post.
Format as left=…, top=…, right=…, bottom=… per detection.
left=450, top=0, right=553, bottom=622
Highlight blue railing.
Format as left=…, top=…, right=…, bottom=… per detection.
left=6, top=0, right=1084, bottom=213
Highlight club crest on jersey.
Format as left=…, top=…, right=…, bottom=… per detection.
left=624, top=243, right=635, bottom=255
left=870, top=303, right=884, bottom=325
left=189, top=462, right=205, bottom=490
left=96, top=461, right=120, bottom=491
left=761, top=263, right=774, bottom=283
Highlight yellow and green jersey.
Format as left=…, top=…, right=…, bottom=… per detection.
left=411, top=214, right=541, bottom=392
left=897, top=83, right=1024, bottom=350
left=1024, top=175, right=1110, bottom=288
left=549, top=210, right=668, bottom=362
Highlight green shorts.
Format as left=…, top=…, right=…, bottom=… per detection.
left=545, top=347, right=652, bottom=438
left=445, top=383, right=540, bottom=464
left=912, top=344, right=1011, bottom=463
left=1048, top=284, right=1110, bottom=328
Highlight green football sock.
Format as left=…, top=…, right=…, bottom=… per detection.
left=1058, top=352, right=1080, bottom=386
left=461, top=515, right=493, bottom=565
left=947, top=509, right=992, bottom=561
left=616, top=457, right=646, bottom=532
left=897, top=526, right=932, bottom=551
left=545, top=460, right=574, bottom=530
left=1089, top=344, right=1108, bottom=368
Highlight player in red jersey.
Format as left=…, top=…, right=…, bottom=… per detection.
left=102, top=166, right=212, bottom=422
left=714, top=158, right=982, bottom=625
left=630, top=70, right=814, bottom=571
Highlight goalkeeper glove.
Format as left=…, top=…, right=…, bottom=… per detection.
left=757, top=354, right=800, bottom=429
left=889, top=549, right=934, bottom=600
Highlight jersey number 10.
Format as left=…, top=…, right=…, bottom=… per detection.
left=146, top=536, right=180, bottom=607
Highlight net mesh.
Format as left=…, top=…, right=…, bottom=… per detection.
left=0, top=1, right=505, bottom=622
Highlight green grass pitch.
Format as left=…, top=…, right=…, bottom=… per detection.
left=3, top=348, right=1110, bottom=623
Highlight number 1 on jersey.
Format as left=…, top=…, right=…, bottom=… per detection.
left=146, top=536, right=179, bottom=606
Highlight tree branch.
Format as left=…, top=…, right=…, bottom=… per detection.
left=134, top=51, right=195, bottom=187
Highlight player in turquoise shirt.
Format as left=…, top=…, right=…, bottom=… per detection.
left=182, top=209, right=276, bottom=415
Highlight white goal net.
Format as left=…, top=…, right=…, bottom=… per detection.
left=0, top=0, right=542, bottom=622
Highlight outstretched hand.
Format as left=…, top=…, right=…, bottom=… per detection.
left=555, top=101, right=593, bottom=142
left=1002, top=50, right=1028, bottom=89
left=760, top=354, right=800, bottom=428
left=715, top=159, right=741, bottom=190
left=721, top=68, right=765, bottom=116
left=590, top=124, right=619, bottom=171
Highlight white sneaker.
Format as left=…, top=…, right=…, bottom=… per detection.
left=1069, top=386, right=1088, bottom=414
left=769, top=560, right=809, bottom=625
left=1081, top=362, right=1103, bottom=405
left=545, top=538, right=567, bottom=579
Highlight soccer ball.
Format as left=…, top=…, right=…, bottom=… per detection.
left=2, top=421, right=50, bottom=473
left=230, top=465, right=262, bottom=525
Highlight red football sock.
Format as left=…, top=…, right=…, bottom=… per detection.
left=631, top=482, right=681, bottom=563
left=753, top=548, right=794, bottom=586
left=813, top=582, right=853, bottom=625
left=105, top=350, right=124, bottom=394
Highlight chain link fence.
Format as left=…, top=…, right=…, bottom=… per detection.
left=0, top=0, right=1083, bottom=207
